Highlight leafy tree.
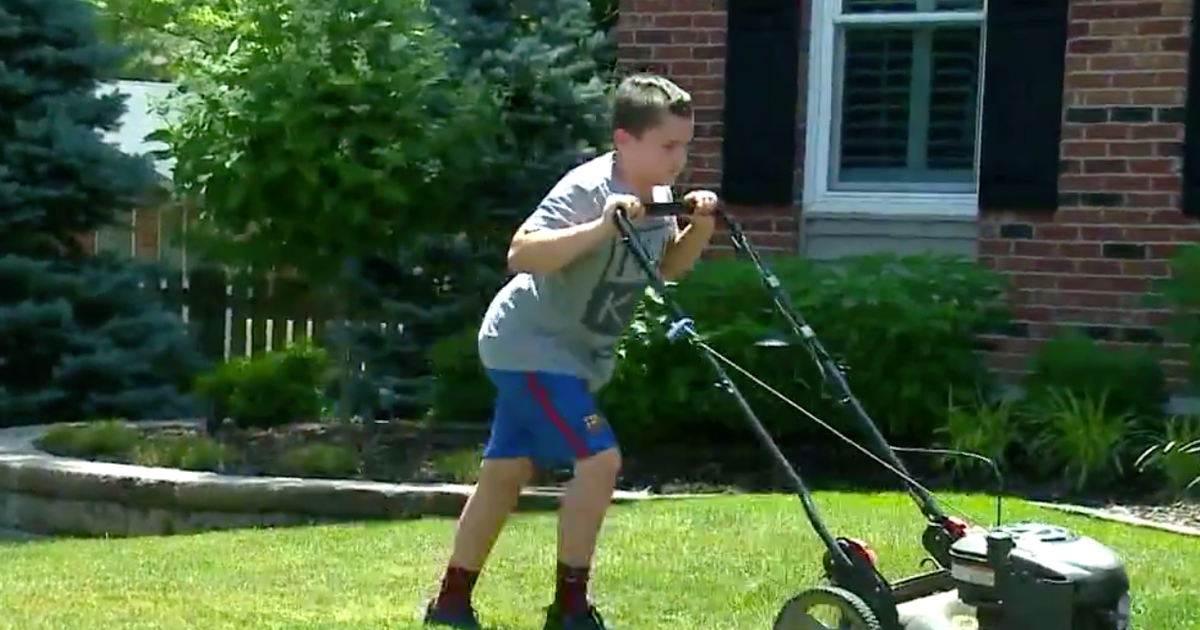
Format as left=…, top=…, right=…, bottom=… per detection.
left=153, top=0, right=502, bottom=284
left=0, top=0, right=207, bottom=425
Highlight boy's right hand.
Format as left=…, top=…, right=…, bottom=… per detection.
left=602, top=194, right=645, bottom=226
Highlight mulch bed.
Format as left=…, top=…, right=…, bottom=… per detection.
left=97, top=421, right=1200, bottom=532
left=158, top=420, right=494, bottom=484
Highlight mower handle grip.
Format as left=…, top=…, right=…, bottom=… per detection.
left=642, top=200, right=691, bottom=217
left=614, top=199, right=724, bottom=221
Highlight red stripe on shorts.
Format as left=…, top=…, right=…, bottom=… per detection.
left=524, top=373, right=589, bottom=459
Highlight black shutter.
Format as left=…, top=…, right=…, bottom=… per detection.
left=977, top=0, right=1070, bottom=212
left=719, top=0, right=801, bottom=206
left=1181, top=0, right=1200, bottom=218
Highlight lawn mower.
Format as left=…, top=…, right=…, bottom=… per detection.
left=612, top=200, right=1131, bottom=630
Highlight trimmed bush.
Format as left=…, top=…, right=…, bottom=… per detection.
left=193, top=344, right=330, bottom=429
left=428, top=253, right=1010, bottom=450
left=1023, top=329, right=1167, bottom=419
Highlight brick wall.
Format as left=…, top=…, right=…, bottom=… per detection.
left=617, top=0, right=801, bottom=253
left=979, top=0, right=1200, bottom=379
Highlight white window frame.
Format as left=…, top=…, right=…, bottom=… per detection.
left=802, top=1, right=987, bottom=217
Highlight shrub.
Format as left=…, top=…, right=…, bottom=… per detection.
left=426, top=254, right=1007, bottom=451
left=1024, top=329, right=1167, bottom=418
left=1028, top=390, right=1132, bottom=493
left=36, top=420, right=141, bottom=458
left=430, top=446, right=484, bottom=484
left=272, top=443, right=360, bottom=479
left=936, top=390, right=1025, bottom=480
left=1135, top=415, right=1200, bottom=497
left=601, top=253, right=1010, bottom=448
left=129, top=434, right=237, bottom=472
left=193, top=344, right=330, bottom=429
left=1152, top=244, right=1200, bottom=391
left=427, top=327, right=495, bottom=424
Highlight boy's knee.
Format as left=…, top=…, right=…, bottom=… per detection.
left=575, top=447, right=621, bottom=480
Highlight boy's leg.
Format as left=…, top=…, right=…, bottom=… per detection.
left=427, top=370, right=536, bottom=625
left=521, top=372, right=621, bottom=628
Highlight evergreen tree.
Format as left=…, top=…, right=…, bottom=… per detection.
left=432, top=0, right=614, bottom=225
left=0, top=0, right=206, bottom=425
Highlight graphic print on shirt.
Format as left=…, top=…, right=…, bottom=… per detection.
left=580, top=225, right=670, bottom=337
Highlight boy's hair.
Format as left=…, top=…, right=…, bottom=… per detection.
left=611, top=73, right=693, bottom=138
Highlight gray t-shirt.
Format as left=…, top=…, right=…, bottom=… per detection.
left=478, top=152, right=676, bottom=390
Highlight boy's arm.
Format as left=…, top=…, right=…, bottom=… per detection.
left=507, top=186, right=612, bottom=275
left=658, top=218, right=716, bottom=281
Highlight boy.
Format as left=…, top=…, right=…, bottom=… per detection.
left=424, top=73, right=719, bottom=630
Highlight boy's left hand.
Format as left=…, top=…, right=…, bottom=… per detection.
left=684, top=190, right=719, bottom=232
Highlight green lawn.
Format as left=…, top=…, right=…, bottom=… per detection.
left=0, top=493, right=1195, bottom=630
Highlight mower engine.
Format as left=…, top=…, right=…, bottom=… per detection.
left=941, top=522, right=1130, bottom=630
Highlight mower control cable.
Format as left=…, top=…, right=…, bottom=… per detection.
left=613, top=205, right=855, bottom=569
left=627, top=200, right=1000, bottom=530
left=693, top=340, right=993, bottom=528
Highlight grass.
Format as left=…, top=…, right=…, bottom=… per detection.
left=0, top=493, right=1195, bottom=630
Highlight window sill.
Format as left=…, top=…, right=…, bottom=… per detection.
left=803, top=191, right=978, bottom=218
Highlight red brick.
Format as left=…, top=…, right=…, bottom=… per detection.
left=1035, top=225, right=1081, bottom=241
left=1108, top=141, right=1155, bottom=157
left=1069, top=38, right=1113, bottom=54
left=1138, top=18, right=1188, bottom=35
left=1077, top=259, right=1123, bottom=275
left=1062, top=140, right=1108, bottom=157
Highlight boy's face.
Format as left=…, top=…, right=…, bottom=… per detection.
left=615, top=113, right=694, bottom=188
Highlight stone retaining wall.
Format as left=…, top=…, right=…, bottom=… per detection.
left=0, top=423, right=653, bottom=538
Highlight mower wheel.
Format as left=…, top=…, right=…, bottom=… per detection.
left=772, top=585, right=882, bottom=630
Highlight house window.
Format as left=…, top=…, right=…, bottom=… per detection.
left=804, top=0, right=986, bottom=216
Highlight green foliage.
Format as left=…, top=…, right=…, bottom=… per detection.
left=36, top=420, right=141, bottom=458
left=1152, top=243, right=1200, bottom=391
left=427, top=253, right=1009, bottom=449
left=272, top=443, right=360, bottom=479
left=601, top=254, right=1009, bottom=447
left=1028, top=390, right=1132, bottom=493
left=193, top=344, right=329, bottom=429
left=431, top=0, right=613, bottom=226
left=0, top=257, right=208, bottom=426
left=0, top=1, right=206, bottom=425
left=936, top=391, right=1023, bottom=479
left=0, top=0, right=159, bottom=257
left=37, top=420, right=234, bottom=472
left=427, top=327, right=495, bottom=424
left=1135, top=415, right=1200, bottom=497
left=333, top=236, right=506, bottom=420
left=153, top=0, right=503, bottom=283
left=429, top=446, right=483, bottom=484
left=129, top=433, right=237, bottom=471
left=1024, top=329, right=1167, bottom=418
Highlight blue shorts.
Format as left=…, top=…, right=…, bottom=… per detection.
left=482, top=369, right=618, bottom=466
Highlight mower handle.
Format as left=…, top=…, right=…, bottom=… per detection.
left=614, top=199, right=731, bottom=220
left=641, top=200, right=691, bottom=217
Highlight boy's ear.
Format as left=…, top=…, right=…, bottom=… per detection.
left=613, top=128, right=636, bottom=148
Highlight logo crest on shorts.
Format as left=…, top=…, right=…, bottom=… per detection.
left=583, top=414, right=606, bottom=433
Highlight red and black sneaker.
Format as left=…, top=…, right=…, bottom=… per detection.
left=423, top=598, right=481, bottom=630
left=542, top=602, right=608, bottom=630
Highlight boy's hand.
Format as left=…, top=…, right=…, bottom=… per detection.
left=601, top=194, right=645, bottom=233
left=684, top=190, right=719, bottom=232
